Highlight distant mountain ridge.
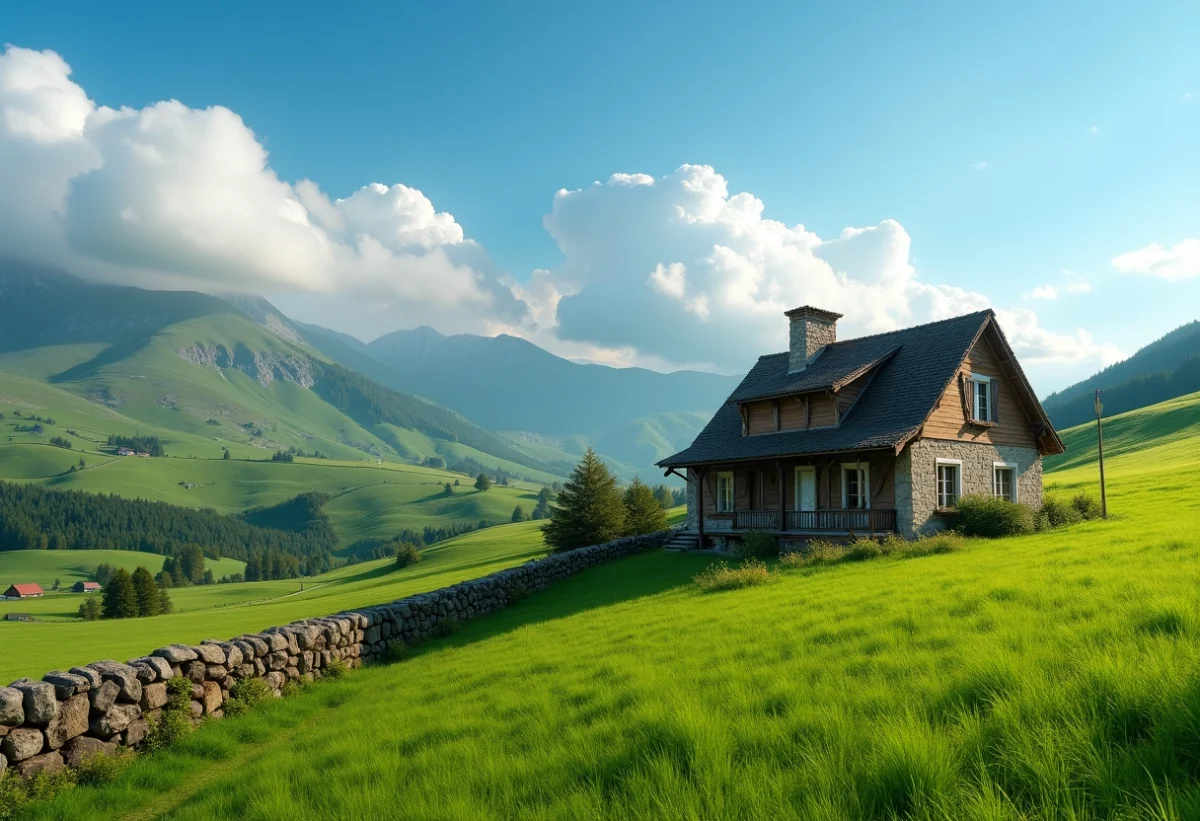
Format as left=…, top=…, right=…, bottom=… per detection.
left=1042, top=320, right=1200, bottom=430
left=0, top=263, right=569, bottom=479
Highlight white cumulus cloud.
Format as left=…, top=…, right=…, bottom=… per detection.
left=0, top=44, right=528, bottom=330
left=1112, top=239, right=1200, bottom=280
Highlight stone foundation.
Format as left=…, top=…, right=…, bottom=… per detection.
left=0, top=530, right=672, bottom=779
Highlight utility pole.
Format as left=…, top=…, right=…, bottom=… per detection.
left=1094, top=390, right=1107, bottom=519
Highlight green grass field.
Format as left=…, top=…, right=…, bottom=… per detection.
left=15, top=393, right=1200, bottom=820
left=0, top=522, right=548, bottom=681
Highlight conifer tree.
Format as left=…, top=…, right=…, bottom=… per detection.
left=158, top=586, right=174, bottom=615
left=101, top=568, right=139, bottom=619
left=131, top=566, right=161, bottom=617
left=652, top=484, right=675, bottom=510
left=624, top=477, right=668, bottom=536
left=511, top=504, right=528, bottom=523
left=542, top=449, right=625, bottom=551
left=475, top=473, right=492, bottom=491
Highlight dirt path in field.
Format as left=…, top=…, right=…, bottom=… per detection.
left=120, top=713, right=316, bottom=821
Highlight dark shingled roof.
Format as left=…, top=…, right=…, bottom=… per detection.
left=658, top=310, right=993, bottom=467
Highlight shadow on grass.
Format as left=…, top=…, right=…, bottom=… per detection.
left=397, top=549, right=712, bottom=661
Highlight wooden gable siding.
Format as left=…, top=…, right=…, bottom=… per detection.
left=834, top=370, right=872, bottom=420
left=922, top=334, right=1037, bottom=448
left=743, top=393, right=837, bottom=435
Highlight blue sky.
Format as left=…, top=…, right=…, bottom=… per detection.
left=2, top=0, right=1198, bottom=393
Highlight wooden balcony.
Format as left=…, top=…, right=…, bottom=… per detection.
left=713, top=508, right=897, bottom=534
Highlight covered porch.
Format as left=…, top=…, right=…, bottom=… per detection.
left=672, top=450, right=899, bottom=548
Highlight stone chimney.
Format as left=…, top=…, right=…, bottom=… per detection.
left=786, top=306, right=842, bottom=373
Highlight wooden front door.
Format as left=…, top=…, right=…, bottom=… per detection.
left=795, top=467, right=816, bottom=512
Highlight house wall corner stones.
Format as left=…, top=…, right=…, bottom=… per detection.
left=686, top=473, right=698, bottom=530
left=903, top=439, right=1042, bottom=535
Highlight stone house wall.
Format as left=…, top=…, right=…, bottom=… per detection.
left=895, top=439, right=1042, bottom=537
left=0, top=530, right=672, bottom=780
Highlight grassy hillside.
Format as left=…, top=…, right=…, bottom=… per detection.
left=0, top=368, right=554, bottom=550
left=1043, top=320, right=1200, bottom=429
left=21, top=395, right=1200, bottom=820
left=0, top=522, right=548, bottom=681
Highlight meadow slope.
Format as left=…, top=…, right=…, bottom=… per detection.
left=16, top=396, right=1200, bottom=819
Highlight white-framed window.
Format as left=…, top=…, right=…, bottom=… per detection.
left=716, top=471, right=734, bottom=512
left=841, top=462, right=870, bottom=510
left=993, top=462, right=1018, bottom=502
left=935, top=458, right=962, bottom=508
left=972, top=374, right=995, bottom=423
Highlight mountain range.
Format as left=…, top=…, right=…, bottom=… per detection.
left=0, top=262, right=737, bottom=481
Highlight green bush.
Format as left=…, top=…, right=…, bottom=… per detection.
left=432, top=616, right=461, bottom=638
left=845, top=537, right=885, bottom=562
left=735, top=530, right=778, bottom=558
left=225, top=676, right=272, bottom=717
left=142, top=709, right=192, bottom=753
left=73, top=746, right=134, bottom=786
left=907, top=532, right=966, bottom=556
left=324, top=657, right=349, bottom=679
left=806, top=540, right=848, bottom=564
left=1071, top=493, right=1103, bottom=520
left=694, top=559, right=777, bottom=592
left=164, top=673, right=193, bottom=711
left=1041, top=497, right=1083, bottom=528
left=779, top=551, right=807, bottom=569
left=0, top=768, right=77, bottom=821
left=947, top=495, right=1035, bottom=538
left=394, top=543, right=422, bottom=569
left=280, top=678, right=308, bottom=698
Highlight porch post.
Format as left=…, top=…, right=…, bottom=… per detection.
left=776, top=462, right=785, bottom=530
left=696, top=465, right=708, bottom=549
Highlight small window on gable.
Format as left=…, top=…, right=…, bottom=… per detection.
left=993, top=463, right=1017, bottom=502
left=716, top=471, right=734, bottom=512
left=936, top=459, right=961, bottom=509
left=964, top=373, right=999, bottom=424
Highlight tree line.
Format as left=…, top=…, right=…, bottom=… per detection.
left=107, top=434, right=164, bottom=456
left=79, top=566, right=173, bottom=621
left=0, top=481, right=338, bottom=561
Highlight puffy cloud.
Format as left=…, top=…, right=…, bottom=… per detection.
left=0, top=44, right=528, bottom=329
left=995, top=308, right=1124, bottom=366
left=1112, top=239, right=1200, bottom=280
left=541, top=164, right=999, bottom=370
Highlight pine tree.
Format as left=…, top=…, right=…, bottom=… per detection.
left=475, top=473, right=491, bottom=491
left=158, top=586, right=174, bottom=615
left=511, top=504, right=528, bottom=523
left=542, top=449, right=626, bottom=552
left=652, top=484, right=675, bottom=510
left=442, top=482, right=453, bottom=497
left=101, top=568, right=138, bottom=619
left=77, top=595, right=102, bottom=621
left=131, top=566, right=161, bottom=617
left=624, top=477, right=667, bottom=536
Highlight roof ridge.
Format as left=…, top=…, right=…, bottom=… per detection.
left=754, top=309, right=993, bottom=360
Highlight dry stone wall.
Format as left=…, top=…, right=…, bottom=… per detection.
left=0, top=530, right=671, bottom=780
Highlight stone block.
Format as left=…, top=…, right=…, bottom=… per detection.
left=89, top=680, right=120, bottom=715
left=87, top=661, right=142, bottom=704
left=89, top=703, right=140, bottom=738
left=0, top=686, right=24, bottom=726
left=2, top=726, right=45, bottom=762
left=61, top=735, right=117, bottom=768
left=68, top=666, right=103, bottom=689
left=140, top=682, right=168, bottom=711
left=152, top=645, right=198, bottom=664
left=16, top=750, right=64, bottom=778
left=44, top=693, right=89, bottom=749
left=42, top=671, right=91, bottom=699
left=201, top=682, right=223, bottom=714
left=11, top=679, right=58, bottom=726
left=193, top=643, right=226, bottom=665
left=124, top=717, right=149, bottom=747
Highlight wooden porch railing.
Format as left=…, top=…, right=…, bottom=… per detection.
left=722, top=509, right=898, bottom=532
left=731, top=510, right=781, bottom=530
left=785, top=509, right=897, bottom=533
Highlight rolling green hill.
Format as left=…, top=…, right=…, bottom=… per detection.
left=22, top=394, right=1200, bottom=820
left=0, top=264, right=566, bottom=481
left=1042, top=320, right=1200, bottom=429
left=0, top=549, right=245, bottom=592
